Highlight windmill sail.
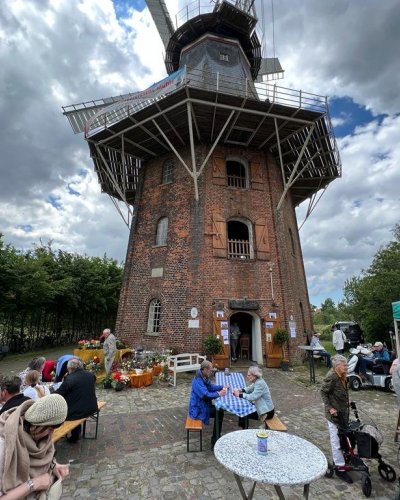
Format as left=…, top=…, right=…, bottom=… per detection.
left=146, top=0, right=174, bottom=49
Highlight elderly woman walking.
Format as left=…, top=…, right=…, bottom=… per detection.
left=320, top=354, right=352, bottom=484
left=233, top=365, right=275, bottom=428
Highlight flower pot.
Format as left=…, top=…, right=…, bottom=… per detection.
left=280, top=361, right=290, bottom=371
left=135, top=369, right=144, bottom=375
left=103, top=381, right=112, bottom=389
left=114, top=381, right=124, bottom=391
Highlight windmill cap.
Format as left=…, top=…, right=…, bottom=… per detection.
left=373, top=341, right=383, bottom=347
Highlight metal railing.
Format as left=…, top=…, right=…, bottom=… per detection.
left=85, top=65, right=328, bottom=137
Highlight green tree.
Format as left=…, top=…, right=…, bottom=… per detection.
left=342, top=224, right=400, bottom=343
left=0, top=235, right=123, bottom=351
left=313, top=298, right=337, bottom=325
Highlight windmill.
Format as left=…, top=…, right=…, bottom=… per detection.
left=63, top=0, right=341, bottom=367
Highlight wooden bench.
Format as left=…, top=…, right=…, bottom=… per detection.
left=167, top=353, right=206, bottom=387
left=185, top=416, right=203, bottom=452
left=53, top=400, right=107, bottom=443
left=265, top=415, right=287, bottom=432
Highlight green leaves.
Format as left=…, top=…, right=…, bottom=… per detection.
left=0, top=236, right=123, bottom=350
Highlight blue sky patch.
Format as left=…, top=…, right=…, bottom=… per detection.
left=329, top=97, right=386, bottom=138
left=113, top=0, right=145, bottom=18
left=16, top=224, right=33, bottom=233
left=47, top=195, right=63, bottom=209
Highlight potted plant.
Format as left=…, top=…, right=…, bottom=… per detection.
left=111, top=372, right=130, bottom=391
left=274, top=328, right=290, bottom=370
left=203, top=334, right=223, bottom=363
left=102, top=373, right=113, bottom=389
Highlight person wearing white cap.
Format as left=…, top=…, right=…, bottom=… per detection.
left=0, top=394, right=69, bottom=498
left=359, top=341, right=391, bottom=382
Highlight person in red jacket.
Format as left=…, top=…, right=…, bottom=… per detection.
left=42, top=360, right=56, bottom=382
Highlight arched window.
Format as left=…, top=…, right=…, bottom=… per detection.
left=155, top=217, right=168, bottom=246
left=162, top=159, right=173, bottom=184
left=227, top=219, right=254, bottom=259
left=147, top=298, right=161, bottom=334
left=226, top=159, right=247, bottom=189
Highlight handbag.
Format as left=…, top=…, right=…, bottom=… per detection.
left=46, top=458, right=63, bottom=500
left=46, top=473, right=62, bottom=500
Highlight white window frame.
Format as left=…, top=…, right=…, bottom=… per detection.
left=147, top=298, right=161, bottom=334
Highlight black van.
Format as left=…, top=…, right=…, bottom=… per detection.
left=335, top=321, right=364, bottom=348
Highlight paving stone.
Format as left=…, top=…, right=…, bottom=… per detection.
left=3, top=353, right=398, bottom=499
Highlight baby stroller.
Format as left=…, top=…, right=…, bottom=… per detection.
left=325, top=402, right=396, bottom=497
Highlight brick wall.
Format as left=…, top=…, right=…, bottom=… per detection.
left=116, top=145, right=312, bottom=362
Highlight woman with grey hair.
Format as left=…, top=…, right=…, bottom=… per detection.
left=18, top=357, right=46, bottom=391
left=320, top=354, right=352, bottom=484
left=233, top=365, right=275, bottom=428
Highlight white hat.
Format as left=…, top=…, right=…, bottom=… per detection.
left=373, top=341, right=383, bottom=348
left=25, top=394, right=67, bottom=426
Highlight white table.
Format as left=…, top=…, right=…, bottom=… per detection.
left=214, top=429, right=327, bottom=499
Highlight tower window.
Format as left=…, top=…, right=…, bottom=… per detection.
left=155, top=217, right=168, bottom=246
left=220, top=52, right=229, bottom=62
left=147, top=298, right=161, bottom=334
left=162, top=159, right=173, bottom=184
left=227, top=219, right=253, bottom=259
left=226, top=160, right=247, bottom=189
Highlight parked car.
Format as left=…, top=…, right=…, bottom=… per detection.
left=335, top=321, right=364, bottom=348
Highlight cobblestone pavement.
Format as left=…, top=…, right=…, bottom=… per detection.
left=45, top=366, right=400, bottom=500
left=1, top=353, right=398, bottom=498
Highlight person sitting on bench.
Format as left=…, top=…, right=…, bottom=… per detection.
left=310, top=332, right=332, bottom=368
left=233, top=365, right=275, bottom=429
left=188, top=360, right=226, bottom=450
left=0, top=375, right=30, bottom=415
left=55, top=358, right=97, bottom=443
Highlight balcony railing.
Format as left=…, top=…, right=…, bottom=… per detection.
left=228, top=239, right=251, bottom=259
left=227, top=174, right=247, bottom=189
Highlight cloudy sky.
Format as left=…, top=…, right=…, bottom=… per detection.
left=0, top=0, right=399, bottom=307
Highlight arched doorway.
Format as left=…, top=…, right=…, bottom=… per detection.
left=230, top=311, right=263, bottom=364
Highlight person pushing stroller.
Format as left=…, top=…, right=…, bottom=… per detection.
left=320, top=354, right=353, bottom=484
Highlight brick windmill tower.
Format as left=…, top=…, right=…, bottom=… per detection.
left=63, top=0, right=341, bottom=367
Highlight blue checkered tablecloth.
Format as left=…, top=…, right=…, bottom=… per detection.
left=214, top=371, right=255, bottom=417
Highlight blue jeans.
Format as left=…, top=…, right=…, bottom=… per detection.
left=359, top=357, right=374, bottom=375
left=316, top=351, right=331, bottom=368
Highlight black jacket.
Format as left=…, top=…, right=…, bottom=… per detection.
left=320, top=369, right=349, bottom=427
left=55, top=368, right=97, bottom=419
left=0, top=393, right=30, bottom=415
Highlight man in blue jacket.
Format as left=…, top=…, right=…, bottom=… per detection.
left=359, top=341, right=391, bottom=382
left=188, top=360, right=227, bottom=449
